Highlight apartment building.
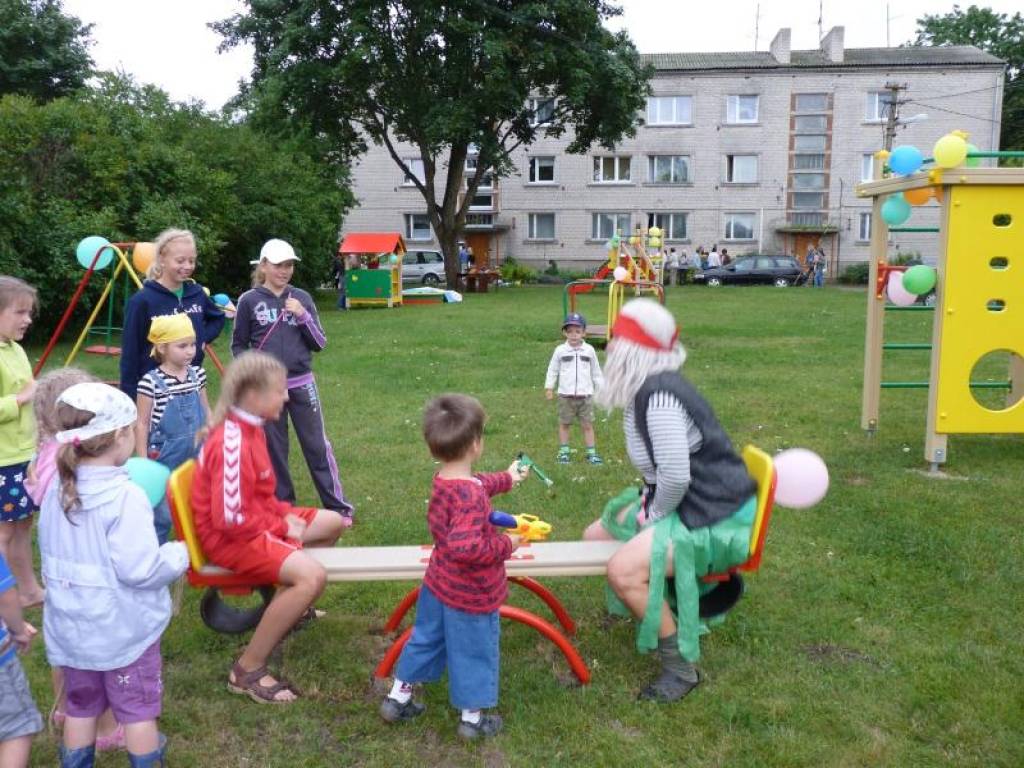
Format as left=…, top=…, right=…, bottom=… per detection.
left=343, top=27, right=1004, bottom=275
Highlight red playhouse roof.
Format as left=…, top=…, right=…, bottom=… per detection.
left=338, top=232, right=406, bottom=256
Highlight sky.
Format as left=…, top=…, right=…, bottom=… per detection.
left=61, top=0, right=1019, bottom=110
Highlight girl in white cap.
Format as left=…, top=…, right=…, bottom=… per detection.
left=585, top=299, right=757, bottom=702
left=231, top=239, right=354, bottom=524
left=37, top=383, right=188, bottom=766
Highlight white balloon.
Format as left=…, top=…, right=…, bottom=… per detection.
left=773, top=448, right=829, bottom=509
left=886, top=271, right=917, bottom=307
left=613, top=266, right=629, bottom=282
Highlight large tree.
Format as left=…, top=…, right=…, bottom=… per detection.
left=912, top=4, right=1024, bottom=150
left=216, top=0, right=652, bottom=285
left=0, top=0, right=93, bottom=100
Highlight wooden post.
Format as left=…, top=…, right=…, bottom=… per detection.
left=923, top=185, right=951, bottom=470
left=860, top=151, right=889, bottom=433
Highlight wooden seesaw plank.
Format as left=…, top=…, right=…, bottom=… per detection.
left=196, top=540, right=624, bottom=583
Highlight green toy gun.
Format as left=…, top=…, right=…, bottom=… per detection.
left=489, top=511, right=552, bottom=542
left=517, top=452, right=554, bottom=488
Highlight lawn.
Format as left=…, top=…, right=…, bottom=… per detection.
left=20, top=284, right=1024, bottom=767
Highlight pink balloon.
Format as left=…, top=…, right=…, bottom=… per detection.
left=887, top=271, right=917, bottom=307
left=773, top=448, right=829, bottom=509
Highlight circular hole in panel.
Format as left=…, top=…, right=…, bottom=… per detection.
left=992, top=213, right=1012, bottom=227
left=990, top=256, right=1009, bottom=270
left=987, top=299, right=1006, bottom=312
left=969, top=350, right=1024, bottom=411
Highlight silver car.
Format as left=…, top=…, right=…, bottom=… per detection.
left=402, top=250, right=446, bottom=284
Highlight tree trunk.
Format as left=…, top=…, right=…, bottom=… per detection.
left=438, top=225, right=461, bottom=289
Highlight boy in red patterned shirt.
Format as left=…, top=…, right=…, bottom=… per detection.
left=380, top=394, right=527, bottom=740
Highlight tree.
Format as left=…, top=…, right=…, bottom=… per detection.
left=912, top=4, right=1024, bottom=150
left=216, top=0, right=652, bottom=286
left=0, top=0, right=93, bottom=100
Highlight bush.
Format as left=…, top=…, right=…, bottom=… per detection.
left=838, top=262, right=870, bottom=285
left=500, top=257, right=537, bottom=283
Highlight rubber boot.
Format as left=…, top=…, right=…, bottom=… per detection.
left=59, top=744, right=96, bottom=768
left=127, top=734, right=167, bottom=767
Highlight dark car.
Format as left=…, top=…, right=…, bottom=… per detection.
left=693, top=256, right=803, bottom=287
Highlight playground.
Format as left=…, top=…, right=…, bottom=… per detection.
left=19, top=282, right=1023, bottom=766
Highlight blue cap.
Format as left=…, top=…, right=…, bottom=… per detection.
left=563, top=312, right=587, bottom=329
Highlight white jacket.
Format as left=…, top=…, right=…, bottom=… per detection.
left=39, top=465, right=188, bottom=670
left=545, top=341, right=604, bottom=397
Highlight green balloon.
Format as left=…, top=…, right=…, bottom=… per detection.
left=902, top=264, right=936, bottom=295
left=965, top=143, right=980, bottom=168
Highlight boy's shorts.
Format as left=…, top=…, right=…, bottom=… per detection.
left=0, top=657, right=43, bottom=741
left=63, top=641, right=163, bottom=724
left=558, top=395, right=594, bottom=426
left=205, top=507, right=319, bottom=584
left=0, top=462, right=37, bottom=523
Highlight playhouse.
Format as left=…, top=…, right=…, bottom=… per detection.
left=338, top=232, right=405, bottom=308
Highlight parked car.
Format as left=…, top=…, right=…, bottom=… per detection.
left=401, top=249, right=446, bottom=284
left=693, top=256, right=803, bottom=287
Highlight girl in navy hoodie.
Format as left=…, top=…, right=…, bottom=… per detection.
left=119, top=229, right=225, bottom=398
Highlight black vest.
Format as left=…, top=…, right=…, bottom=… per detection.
left=634, top=371, right=756, bottom=530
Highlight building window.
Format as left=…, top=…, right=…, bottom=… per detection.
left=593, top=156, right=631, bottom=183
left=528, top=97, right=555, bottom=126
left=465, top=213, right=493, bottom=228
left=646, top=96, right=693, bottom=125
left=403, top=158, right=425, bottom=185
left=795, top=93, right=828, bottom=112
left=726, top=94, right=759, bottom=123
left=592, top=212, right=630, bottom=240
left=647, top=212, right=688, bottom=240
left=859, top=212, right=872, bottom=241
left=726, top=154, right=758, bottom=183
left=405, top=213, right=432, bottom=241
left=794, top=154, right=826, bottom=170
left=528, top=156, right=555, bottom=183
left=528, top=213, right=556, bottom=240
left=724, top=213, right=755, bottom=240
left=861, top=154, right=875, bottom=182
left=794, top=115, right=828, bottom=133
left=793, top=173, right=826, bottom=190
left=794, top=135, right=827, bottom=151
left=648, top=155, right=690, bottom=183
left=792, top=192, right=825, bottom=209
left=866, top=91, right=894, bottom=122
left=792, top=212, right=826, bottom=226
left=469, top=192, right=493, bottom=210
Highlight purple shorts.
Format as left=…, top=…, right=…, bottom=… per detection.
left=62, top=641, right=163, bottom=723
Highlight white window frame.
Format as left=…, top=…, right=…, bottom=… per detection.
left=866, top=91, right=894, bottom=122
left=726, top=94, right=759, bottom=124
left=858, top=212, right=872, bottom=241
left=646, top=95, right=693, bottom=126
left=593, top=156, right=632, bottom=183
left=529, top=97, right=555, bottom=127
left=591, top=212, right=630, bottom=240
left=724, top=212, right=756, bottom=241
left=861, top=153, right=875, bottom=182
left=647, top=212, right=688, bottom=241
left=528, top=156, right=556, bottom=184
left=647, top=155, right=690, bottom=184
left=404, top=213, right=432, bottom=242
left=403, top=158, right=425, bottom=186
left=726, top=154, right=758, bottom=183
left=527, top=213, right=556, bottom=241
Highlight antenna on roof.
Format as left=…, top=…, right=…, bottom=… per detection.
left=818, top=0, right=823, bottom=42
left=754, top=3, right=760, bottom=50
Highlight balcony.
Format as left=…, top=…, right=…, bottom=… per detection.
left=772, top=212, right=839, bottom=233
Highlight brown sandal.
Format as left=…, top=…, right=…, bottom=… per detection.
left=227, top=661, right=300, bottom=704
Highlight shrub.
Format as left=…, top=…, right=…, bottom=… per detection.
left=839, top=262, right=870, bottom=285
left=500, top=257, right=537, bottom=283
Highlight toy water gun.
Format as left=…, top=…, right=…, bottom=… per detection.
left=489, top=511, right=552, bottom=542
left=516, top=452, right=553, bottom=488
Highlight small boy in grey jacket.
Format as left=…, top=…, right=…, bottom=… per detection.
left=544, top=313, right=604, bottom=465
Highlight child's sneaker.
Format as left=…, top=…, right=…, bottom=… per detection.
left=380, top=696, right=425, bottom=723
left=586, top=452, right=604, bottom=466
left=457, top=713, right=503, bottom=740
left=557, top=448, right=571, bottom=464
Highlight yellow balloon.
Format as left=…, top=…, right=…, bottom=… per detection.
left=648, top=226, right=662, bottom=238
left=933, top=134, right=967, bottom=169
left=131, top=242, right=156, bottom=274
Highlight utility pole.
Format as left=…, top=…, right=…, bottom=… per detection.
left=883, top=81, right=907, bottom=150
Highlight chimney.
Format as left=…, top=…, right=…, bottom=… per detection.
left=820, top=26, right=845, bottom=63
left=770, top=28, right=791, bottom=64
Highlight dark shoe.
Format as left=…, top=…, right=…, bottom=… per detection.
left=457, top=713, right=503, bottom=740
left=379, top=696, right=425, bottom=723
left=586, top=453, right=604, bottom=466
left=637, top=670, right=701, bottom=702
left=557, top=452, right=570, bottom=465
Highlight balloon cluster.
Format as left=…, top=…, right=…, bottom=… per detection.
left=880, top=132, right=980, bottom=224
left=886, top=264, right=937, bottom=305
left=647, top=226, right=663, bottom=250
left=773, top=448, right=829, bottom=509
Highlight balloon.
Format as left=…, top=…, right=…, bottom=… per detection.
left=903, top=187, right=933, bottom=206
left=612, top=266, right=629, bottom=282
left=902, top=264, right=936, bottom=295
left=965, top=143, right=980, bottom=168
left=212, top=293, right=230, bottom=306
left=125, top=457, right=171, bottom=508
left=881, top=194, right=911, bottom=226
left=76, top=236, right=113, bottom=270
left=772, top=448, right=829, bottom=509
left=887, top=271, right=917, bottom=306
left=648, top=226, right=662, bottom=238
left=131, top=242, right=156, bottom=273
left=648, top=237, right=662, bottom=249
left=629, top=235, right=641, bottom=246
left=888, top=145, right=923, bottom=175
left=202, top=286, right=211, bottom=296
left=605, top=240, right=616, bottom=251
left=933, top=133, right=967, bottom=169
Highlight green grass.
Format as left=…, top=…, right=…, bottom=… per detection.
left=21, top=285, right=1024, bottom=767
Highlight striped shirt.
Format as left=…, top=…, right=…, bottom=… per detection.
left=624, top=392, right=704, bottom=523
left=137, top=366, right=207, bottom=429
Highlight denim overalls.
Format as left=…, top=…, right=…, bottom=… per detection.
left=147, top=367, right=205, bottom=543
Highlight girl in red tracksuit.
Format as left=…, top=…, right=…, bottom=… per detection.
left=191, top=351, right=345, bottom=704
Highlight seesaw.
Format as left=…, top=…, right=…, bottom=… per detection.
left=168, top=445, right=775, bottom=685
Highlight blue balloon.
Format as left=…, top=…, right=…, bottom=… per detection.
left=889, top=145, right=923, bottom=176
left=212, top=293, right=230, bottom=306
left=76, top=236, right=113, bottom=270
left=125, top=457, right=171, bottom=508
left=881, top=194, right=912, bottom=226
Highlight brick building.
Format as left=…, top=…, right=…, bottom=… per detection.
left=342, top=27, right=1004, bottom=276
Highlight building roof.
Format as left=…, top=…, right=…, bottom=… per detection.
left=642, top=46, right=1003, bottom=72
left=338, top=232, right=406, bottom=255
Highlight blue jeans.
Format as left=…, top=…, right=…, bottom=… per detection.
left=814, top=269, right=824, bottom=287
left=395, top=585, right=500, bottom=710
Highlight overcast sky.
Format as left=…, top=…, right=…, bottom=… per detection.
left=61, top=0, right=1019, bottom=110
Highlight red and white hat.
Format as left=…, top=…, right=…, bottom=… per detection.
left=610, top=299, right=679, bottom=351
